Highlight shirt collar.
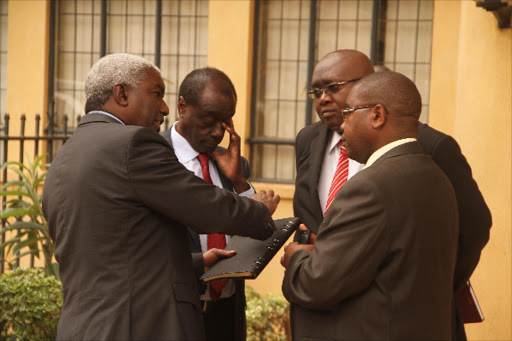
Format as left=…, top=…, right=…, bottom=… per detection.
left=171, top=121, right=200, bottom=164
left=87, top=110, right=125, bottom=125
left=364, top=138, right=417, bottom=169
left=328, top=132, right=343, bottom=153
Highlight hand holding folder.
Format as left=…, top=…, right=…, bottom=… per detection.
left=201, top=217, right=300, bottom=282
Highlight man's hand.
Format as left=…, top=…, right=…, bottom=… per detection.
left=212, top=120, right=250, bottom=194
left=203, top=248, right=237, bottom=269
left=280, top=242, right=313, bottom=268
left=250, top=189, right=280, bottom=215
left=299, top=223, right=317, bottom=244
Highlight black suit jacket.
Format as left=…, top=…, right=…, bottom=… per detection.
left=417, top=123, right=492, bottom=340
left=293, top=121, right=492, bottom=340
left=293, top=121, right=331, bottom=235
left=162, top=128, right=249, bottom=341
left=43, top=114, right=274, bottom=341
left=285, top=142, right=459, bottom=340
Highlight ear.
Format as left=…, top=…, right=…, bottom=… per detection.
left=112, top=83, right=129, bottom=106
left=371, top=104, right=387, bottom=129
left=177, top=96, right=187, bottom=118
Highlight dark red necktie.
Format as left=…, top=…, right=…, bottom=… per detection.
left=324, top=141, right=349, bottom=215
left=197, top=153, right=227, bottom=301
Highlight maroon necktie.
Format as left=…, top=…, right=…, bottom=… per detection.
left=324, top=141, right=349, bottom=215
left=197, top=153, right=227, bottom=301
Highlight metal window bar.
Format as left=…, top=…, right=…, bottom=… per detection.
left=380, top=0, right=433, bottom=121
left=371, top=0, right=387, bottom=64
left=160, top=0, right=208, bottom=122
left=250, top=0, right=433, bottom=182
left=249, top=0, right=314, bottom=183
left=0, top=113, right=73, bottom=274
left=48, top=0, right=208, bottom=132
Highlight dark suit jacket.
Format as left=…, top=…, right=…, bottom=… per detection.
left=417, top=123, right=492, bottom=291
left=162, top=128, right=248, bottom=340
left=284, top=142, right=459, bottom=340
left=293, top=121, right=331, bottom=235
left=293, top=121, right=492, bottom=340
left=43, top=114, right=274, bottom=341
left=417, top=123, right=492, bottom=340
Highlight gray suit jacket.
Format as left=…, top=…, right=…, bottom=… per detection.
left=43, top=114, right=274, bottom=341
left=293, top=122, right=492, bottom=340
left=284, top=142, right=459, bottom=340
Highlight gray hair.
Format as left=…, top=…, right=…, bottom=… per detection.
left=84, top=53, right=160, bottom=112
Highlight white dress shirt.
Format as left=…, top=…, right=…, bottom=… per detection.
left=87, top=110, right=125, bottom=125
left=170, top=122, right=254, bottom=300
left=318, top=132, right=365, bottom=215
left=364, top=138, right=417, bottom=169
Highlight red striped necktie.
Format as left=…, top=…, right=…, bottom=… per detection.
left=324, top=141, right=349, bottom=215
left=197, top=153, right=227, bottom=301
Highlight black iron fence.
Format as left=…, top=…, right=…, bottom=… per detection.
left=0, top=113, right=74, bottom=274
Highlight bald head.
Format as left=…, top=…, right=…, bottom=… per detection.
left=350, top=71, right=422, bottom=119
left=311, top=49, right=375, bottom=133
left=315, top=49, right=375, bottom=80
left=341, top=72, right=421, bottom=163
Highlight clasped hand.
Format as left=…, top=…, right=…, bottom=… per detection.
left=203, top=248, right=236, bottom=269
left=281, top=224, right=316, bottom=268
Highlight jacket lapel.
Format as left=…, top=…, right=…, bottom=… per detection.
left=308, top=125, right=331, bottom=210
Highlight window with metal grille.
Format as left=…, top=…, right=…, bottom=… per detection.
left=49, top=0, right=208, bottom=132
left=249, top=0, right=434, bottom=183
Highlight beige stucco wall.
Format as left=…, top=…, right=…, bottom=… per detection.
left=4, top=0, right=50, bottom=268
left=430, top=1, right=512, bottom=339
left=6, top=0, right=49, bottom=138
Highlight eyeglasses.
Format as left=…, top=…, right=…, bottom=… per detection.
left=307, top=78, right=361, bottom=100
left=341, top=105, right=378, bottom=120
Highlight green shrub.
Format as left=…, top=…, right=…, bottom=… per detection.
left=0, top=267, right=62, bottom=341
left=245, top=286, right=290, bottom=341
left=0, top=155, right=57, bottom=278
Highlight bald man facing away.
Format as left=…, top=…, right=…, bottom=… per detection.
left=373, top=63, right=491, bottom=341
left=292, top=50, right=491, bottom=340
left=282, top=72, right=459, bottom=340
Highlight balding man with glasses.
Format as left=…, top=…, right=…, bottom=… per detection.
left=283, top=71, right=459, bottom=340
left=293, top=50, right=373, bottom=237
left=291, top=50, right=491, bottom=340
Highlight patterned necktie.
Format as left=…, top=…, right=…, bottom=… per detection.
left=324, top=141, right=349, bottom=215
left=197, top=153, right=227, bottom=301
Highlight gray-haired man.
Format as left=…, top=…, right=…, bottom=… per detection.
left=43, top=53, right=279, bottom=340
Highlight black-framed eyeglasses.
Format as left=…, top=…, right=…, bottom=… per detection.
left=341, top=105, right=378, bottom=120
left=307, top=78, right=361, bottom=100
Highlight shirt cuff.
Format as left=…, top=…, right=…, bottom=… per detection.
left=238, top=182, right=255, bottom=197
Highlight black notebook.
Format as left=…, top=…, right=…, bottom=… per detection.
left=201, top=217, right=300, bottom=282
